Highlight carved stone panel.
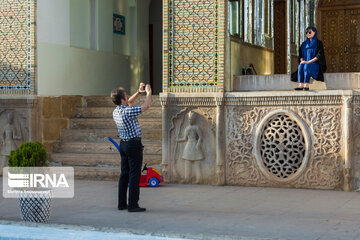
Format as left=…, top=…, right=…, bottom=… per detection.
left=168, top=107, right=216, bottom=184
left=226, top=106, right=343, bottom=189
left=353, top=107, right=360, bottom=190
left=0, top=109, right=30, bottom=174
left=226, top=107, right=267, bottom=185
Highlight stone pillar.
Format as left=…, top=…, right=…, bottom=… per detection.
left=162, top=0, right=226, bottom=184
left=343, top=95, right=353, bottom=191
left=160, top=93, right=170, bottom=182
left=215, top=95, right=225, bottom=185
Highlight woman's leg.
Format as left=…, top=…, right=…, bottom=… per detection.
left=303, top=63, right=319, bottom=88
left=296, top=64, right=305, bottom=89
left=298, top=64, right=305, bottom=83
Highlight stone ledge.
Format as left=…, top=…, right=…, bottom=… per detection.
left=159, top=90, right=360, bottom=106
left=0, top=96, right=37, bottom=108
left=233, top=73, right=360, bottom=91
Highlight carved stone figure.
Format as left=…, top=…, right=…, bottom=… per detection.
left=177, top=111, right=205, bottom=183
left=0, top=112, right=18, bottom=170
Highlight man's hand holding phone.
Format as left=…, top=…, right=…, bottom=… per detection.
left=138, top=82, right=146, bottom=94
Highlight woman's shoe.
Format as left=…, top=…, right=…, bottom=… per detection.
left=294, top=87, right=304, bottom=90
left=303, top=87, right=309, bottom=91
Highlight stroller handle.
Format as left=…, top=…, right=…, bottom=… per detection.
left=107, top=137, right=120, bottom=152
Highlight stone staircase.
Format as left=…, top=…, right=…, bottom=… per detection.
left=48, top=95, right=162, bottom=181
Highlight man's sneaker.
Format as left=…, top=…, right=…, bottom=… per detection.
left=118, top=205, right=128, bottom=210
left=128, top=207, right=146, bottom=212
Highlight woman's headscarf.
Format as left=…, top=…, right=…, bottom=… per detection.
left=302, top=26, right=318, bottom=60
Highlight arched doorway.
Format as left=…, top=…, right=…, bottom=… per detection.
left=317, top=0, right=360, bottom=72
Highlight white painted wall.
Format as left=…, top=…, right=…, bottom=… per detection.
left=37, top=43, right=131, bottom=96
left=70, top=0, right=90, bottom=49
left=113, top=0, right=136, bottom=56
left=37, top=0, right=70, bottom=46
left=97, top=0, right=113, bottom=52
left=36, top=0, right=152, bottom=96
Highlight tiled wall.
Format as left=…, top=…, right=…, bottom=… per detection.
left=163, top=0, right=225, bottom=93
left=0, top=0, right=37, bottom=95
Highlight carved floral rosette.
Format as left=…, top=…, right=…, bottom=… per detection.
left=226, top=106, right=343, bottom=189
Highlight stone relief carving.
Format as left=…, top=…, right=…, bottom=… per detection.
left=297, top=107, right=342, bottom=189
left=226, top=106, right=342, bottom=189
left=0, top=110, right=28, bottom=172
left=170, top=108, right=216, bottom=184
left=226, top=107, right=267, bottom=185
left=352, top=107, right=360, bottom=190
left=177, top=111, right=205, bottom=183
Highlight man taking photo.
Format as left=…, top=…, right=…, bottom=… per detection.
left=110, top=82, right=152, bottom=212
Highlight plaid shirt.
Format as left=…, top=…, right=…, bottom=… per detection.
left=113, top=105, right=142, bottom=140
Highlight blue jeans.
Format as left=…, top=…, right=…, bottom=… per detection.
left=118, top=139, right=143, bottom=209
left=298, top=63, right=319, bottom=83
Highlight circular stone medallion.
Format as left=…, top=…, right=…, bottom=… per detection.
left=255, top=110, right=311, bottom=182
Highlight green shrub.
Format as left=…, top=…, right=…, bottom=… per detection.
left=8, top=141, right=47, bottom=167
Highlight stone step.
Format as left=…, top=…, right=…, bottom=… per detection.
left=233, top=73, right=360, bottom=91
left=74, top=166, right=121, bottom=180
left=60, top=128, right=162, bottom=142
left=85, top=95, right=161, bottom=107
left=75, top=106, right=162, bottom=118
left=69, top=117, right=162, bottom=129
left=53, top=141, right=162, bottom=155
left=49, top=153, right=162, bottom=167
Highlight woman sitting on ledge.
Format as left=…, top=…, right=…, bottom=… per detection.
left=292, top=26, right=327, bottom=91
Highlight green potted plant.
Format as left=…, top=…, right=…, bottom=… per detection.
left=242, top=65, right=253, bottom=75
left=8, top=141, right=52, bottom=223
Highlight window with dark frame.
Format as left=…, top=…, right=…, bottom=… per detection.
left=229, top=0, right=243, bottom=39
left=230, top=0, right=275, bottom=48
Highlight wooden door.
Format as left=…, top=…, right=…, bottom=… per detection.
left=274, top=0, right=286, bottom=74
left=320, top=7, right=360, bottom=72
left=320, top=9, right=345, bottom=72
left=344, top=8, right=360, bottom=72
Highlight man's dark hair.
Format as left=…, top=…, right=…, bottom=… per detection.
left=110, top=87, right=126, bottom=105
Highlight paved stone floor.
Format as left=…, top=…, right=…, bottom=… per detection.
left=1, top=178, right=360, bottom=240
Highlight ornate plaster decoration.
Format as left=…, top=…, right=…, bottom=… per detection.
left=225, top=95, right=343, bottom=106
left=352, top=95, right=360, bottom=105
left=226, top=107, right=268, bottom=185
left=296, top=107, right=342, bottom=188
left=161, top=95, right=224, bottom=107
